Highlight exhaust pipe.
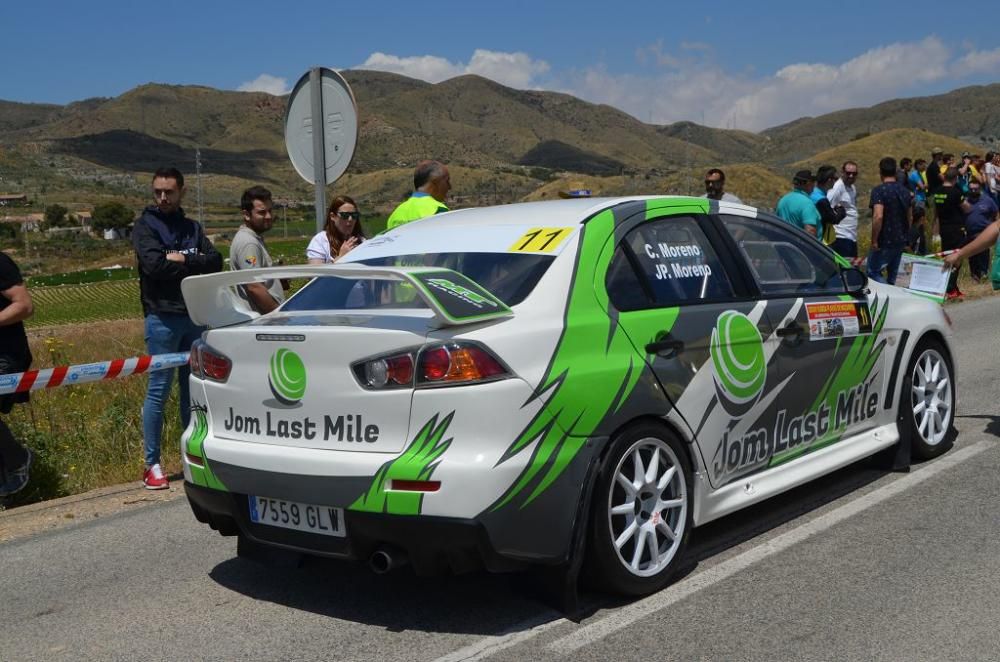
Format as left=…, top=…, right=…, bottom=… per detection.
left=369, top=546, right=409, bottom=574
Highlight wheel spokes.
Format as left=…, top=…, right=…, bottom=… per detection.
left=615, top=519, right=639, bottom=550
left=645, top=447, right=660, bottom=484
left=656, top=465, right=676, bottom=492
left=631, top=528, right=647, bottom=569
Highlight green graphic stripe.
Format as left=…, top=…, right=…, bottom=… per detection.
left=644, top=197, right=709, bottom=219
left=185, top=410, right=227, bottom=491
left=350, top=412, right=454, bottom=515
left=771, top=297, right=889, bottom=465
left=492, top=204, right=679, bottom=510
left=711, top=311, right=766, bottom=401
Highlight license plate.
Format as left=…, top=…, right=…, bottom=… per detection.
left=248, top=496, right=345, bottom=538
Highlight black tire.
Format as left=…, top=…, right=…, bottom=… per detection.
left=585, top=422, right=693, bottom=596
left=905, top=339, right=956, bottom=460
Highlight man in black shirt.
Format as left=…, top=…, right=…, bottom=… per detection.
left=133, top=167, right=222, bottom=489
left=868, top=157, right=912, bottom=285
left=931, top=167, right=973, bottom=298
left=0, top=251, right=34, bottom=497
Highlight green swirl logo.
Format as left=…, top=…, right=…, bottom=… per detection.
left=710, top=311, right=766, bottom=410
left=268, top=349, right=306, bottom=405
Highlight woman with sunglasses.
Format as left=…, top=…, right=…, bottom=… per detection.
left=306, top=196, right=365, bottom=264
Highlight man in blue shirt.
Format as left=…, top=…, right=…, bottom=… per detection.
left=868, top=157, right=912, bottom=285
left=963, top=180, right=999, bottom=281
left=775, top=170, right=821, bottom=239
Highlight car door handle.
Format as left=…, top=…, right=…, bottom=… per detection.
left=645, top=338, right=685, bottom=358
left=776, top=322, right=805, bottom=338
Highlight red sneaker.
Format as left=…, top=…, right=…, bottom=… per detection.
left=143, top=464, right=169, bottom=490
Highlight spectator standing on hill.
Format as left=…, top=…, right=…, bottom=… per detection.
left=898, top=158, right=914, bottom=195
left=306, top=196, right=365, bottom=264
left=701, top=168, right=742, bottom=203
left=812, top=165, right=846, bottom=245
left=931, top=167, right=972, bottom=300
left=133, top=167, right=222, bottom=490
left=827, top=161, right=859, bottom=257
left=386, top=160, right=451, bottom=231
left=867, top=157, right=912, bottom=285
left=910, top=159, right=928, bottom=210
left=230, top=186, right=287, bottom=314
left=925, top=148, right=944, bottom=229
left=775, top=170, right=821, bottom=238
left=962, top=179, right=999, bottom=282
left=985, top=152, right=1000, bottom=206
left=907, top=205, right=929, bottom=256
left=0, top=251, right=34, bottom=498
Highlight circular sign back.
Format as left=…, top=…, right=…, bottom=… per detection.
left=284, top=68, right=358, bottom=186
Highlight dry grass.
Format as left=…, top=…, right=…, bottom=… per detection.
left=4, top=320, right=183, bottom=506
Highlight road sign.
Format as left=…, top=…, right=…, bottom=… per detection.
left=284, top=68, right=358, bottom=231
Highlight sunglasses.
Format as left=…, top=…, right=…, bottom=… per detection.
left=704, top=179, right=723, bottom=186
left=336, top=211, right=360, bottom=220
left=843, top=171, right=858, bottom=177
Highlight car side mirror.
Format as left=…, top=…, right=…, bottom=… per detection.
left=841, top=267, right=868, bottom=296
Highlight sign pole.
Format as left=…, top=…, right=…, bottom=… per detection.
left=309, top=67, right=327, bottom=234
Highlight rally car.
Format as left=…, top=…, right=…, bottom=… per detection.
left=180, top=196, right=956, bottom=596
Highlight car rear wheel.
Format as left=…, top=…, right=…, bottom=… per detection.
left=586, top=422, right=692, bottom=596
left=907, top=340, right=955, bottom=460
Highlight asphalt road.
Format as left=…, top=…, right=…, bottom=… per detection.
left=3, top=296, right=1000, bottom=661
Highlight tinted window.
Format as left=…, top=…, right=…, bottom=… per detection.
left=283, top=252, right=553, bottom=311
left=608, top=216, right=734, bottom=309
left=720, top=215, right=844, bottom=296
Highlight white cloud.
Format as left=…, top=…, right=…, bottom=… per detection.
left=564, top=36, right=957, bottom=130
left=237, top=74, right=291, bottom=96
left=953, top=47, right=1000, bottom=75
left=359, top=49, right=550, bottom=89
left=360, top=53, right=463, bottom=83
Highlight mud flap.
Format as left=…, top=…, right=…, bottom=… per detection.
left=525, top=448, right=603, bottom=618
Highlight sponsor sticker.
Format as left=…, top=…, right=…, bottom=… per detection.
left=805, top=301, right=873, bottom=341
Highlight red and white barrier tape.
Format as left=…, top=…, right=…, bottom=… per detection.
left=0, top=352, right=190, bottom=396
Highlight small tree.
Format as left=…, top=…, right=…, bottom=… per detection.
left=44, top=203, right=69, bottom=229
left=91, top=201, right=134, bottom=234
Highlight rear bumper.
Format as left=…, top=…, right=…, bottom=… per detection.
left=184, top=482, right=527, bottom=575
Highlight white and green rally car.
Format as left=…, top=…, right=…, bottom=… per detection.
left=180, top=196, right=956, bottom=595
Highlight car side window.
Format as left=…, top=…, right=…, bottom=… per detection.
left=607, top=216, right=734, bottom=310
left=719, top=214, right=845, bottom=297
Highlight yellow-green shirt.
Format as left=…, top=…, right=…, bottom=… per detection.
left=386, top=193, right=449, bottom=231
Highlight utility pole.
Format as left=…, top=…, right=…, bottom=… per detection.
left=195, top=148, right=205, bottom=222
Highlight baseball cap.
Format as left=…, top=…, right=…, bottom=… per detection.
left=931, top=147, right=943, bottom=155
left=793, top=169, right=815, bottom=183
left=961, top=151, right=971, bottom=158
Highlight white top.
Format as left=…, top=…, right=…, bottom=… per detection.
left=826, top=179, right=858, bottom=242
left=306, top=231, right=334, bottom=263
left=985, top=162, right=1000, bottom=194
left=701, top=192, right=743, bottom=204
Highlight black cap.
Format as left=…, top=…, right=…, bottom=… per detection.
left=793, top=169, right=815, bottom=183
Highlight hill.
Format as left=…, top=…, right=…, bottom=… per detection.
left=764, top=83, right=1000, bottom=164
left=2, top=74, right=1000, bottom=213
left=792, top=128, right=981, bottom=195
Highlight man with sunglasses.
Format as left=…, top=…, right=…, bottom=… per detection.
left=701, top=168, right=742, bottom=203
left=230, top=185, right=287, bottom=314
left=826, top=161, right=860, bottom=257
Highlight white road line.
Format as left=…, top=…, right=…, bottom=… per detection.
left=430, top=611, right=568, bottom=662
left=546, top=440, right=991, bottom=656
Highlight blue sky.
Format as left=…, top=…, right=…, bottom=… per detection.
left=2, top=0, right=998, bottom=131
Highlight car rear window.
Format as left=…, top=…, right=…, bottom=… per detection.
left=282, top=252, right=554, bottom=311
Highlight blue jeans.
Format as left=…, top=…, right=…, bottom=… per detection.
left=830, top=237, right=858, bottom=258
left=142, top=313, right=203, bottom=466
left=867, top=247, right=904, bottom=285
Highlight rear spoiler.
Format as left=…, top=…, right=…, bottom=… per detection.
left=180, top=264, right=513, bottom=329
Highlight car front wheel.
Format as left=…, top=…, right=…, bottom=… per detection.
left=586, top=422, right=692, bottom=596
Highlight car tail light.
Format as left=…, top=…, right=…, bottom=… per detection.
left=356, top=352, right=415, bottom=390
left=198, top=344, right=232, bottom=382
left=416, top=342, right=508, bottom=387
left=189, top=342, right=202, bottom=378
left=353, top=342, right=509, bottom=390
